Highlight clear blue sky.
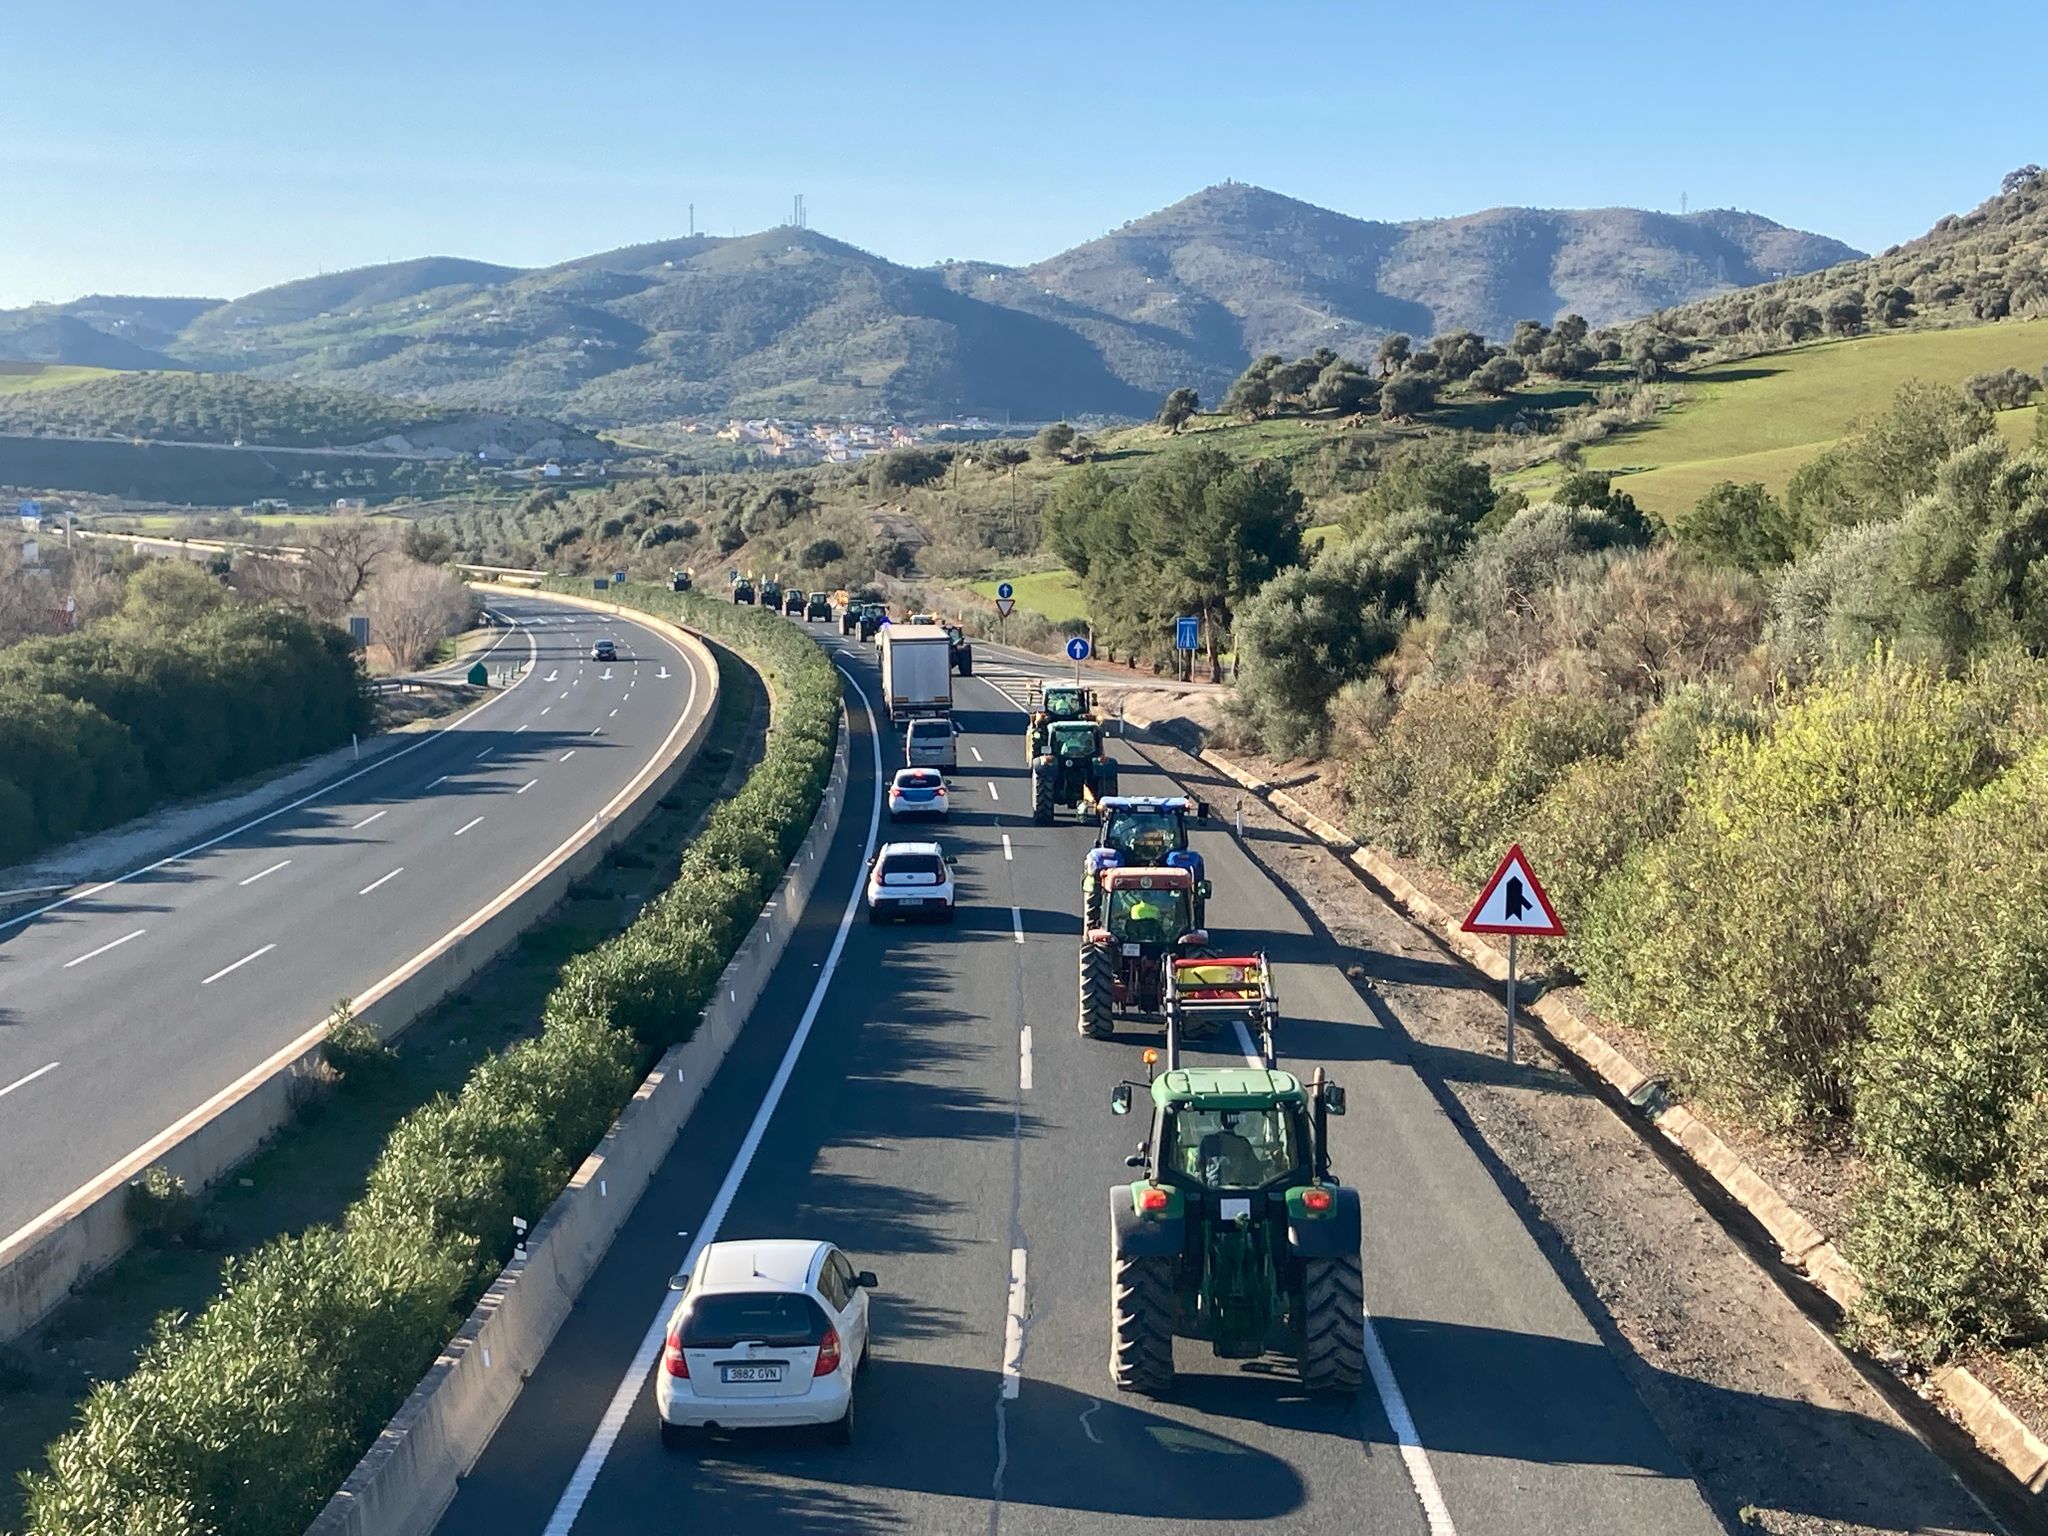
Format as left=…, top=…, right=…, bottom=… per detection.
left=5, top=0, right=2038, bottom=308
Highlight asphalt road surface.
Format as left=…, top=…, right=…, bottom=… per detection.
left=0, top=592, right=713, bottom=1246
left=432, top=619, right=1729, bottom=1536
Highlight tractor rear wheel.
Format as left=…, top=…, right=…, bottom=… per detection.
left=1111, top=1253, right=1175, bottom=1394
left=1032, top=766, right=1056, bottom=826
left=1078, top=943, right=1114, bottom=1038
left=1298, top=1253, right=1366, bottom=1395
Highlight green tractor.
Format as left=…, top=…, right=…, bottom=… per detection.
left=1023, top=684, right=1096, bottom=765
left=1107, top=1041, right=1361, bottom=1397
left=1031, top=719, right=1119, bottom=824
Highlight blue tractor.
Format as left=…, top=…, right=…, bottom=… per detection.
left=1083, top=795, right=1211, bottom=930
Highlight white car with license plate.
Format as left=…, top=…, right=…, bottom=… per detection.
left=657, top=1239, right=876, bottom=1445
left=887, top=767, right=949, bottom=820
left=866, top=841, right=955, bottom=923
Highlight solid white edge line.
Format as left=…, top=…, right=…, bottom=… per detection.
left=238, top=859, right=290, bottom=887
left=1002, top=1247, right=1027, bottom=1400
left=1230, top=1019, right=1457, bottom=1535
left=540, top=665, right=882, bottom=1536
left=61, top=928, right=145, bottom=968
left=0, top=618, right=535, bottom=937
left=0, top=1062, right=60, bottom=1100
left=453, top=816, right=486, bottom=837
left=200, top=943, right=276, bottom=986
left=358, top=868, right=404, bottom=896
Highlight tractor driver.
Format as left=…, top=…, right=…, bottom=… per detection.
left=1122, top=892, right=1167, bottom=944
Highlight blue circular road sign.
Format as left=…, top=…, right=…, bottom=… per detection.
left=997, top=581, right=1014, bottom=600
left=1066, top=636, right=1091, bottom=662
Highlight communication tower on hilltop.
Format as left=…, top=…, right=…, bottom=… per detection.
left=793, top=193, right=807, bottom=229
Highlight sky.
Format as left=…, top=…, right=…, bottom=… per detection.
left=4, top=0, right=2040, bottom=308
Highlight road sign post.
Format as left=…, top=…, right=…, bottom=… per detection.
left=1461, top=843, right=1565, bottom=1062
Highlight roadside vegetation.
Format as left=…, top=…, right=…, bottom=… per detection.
left=13, top=586, right=836, bottom=1535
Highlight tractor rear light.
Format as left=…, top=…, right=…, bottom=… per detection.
left=813, top=1325, right=842, bottom=1376
left=1302, top=1187, right=1334, bottom=1214
left=1138, top=1186, right=1171, bottom=1213
left=662, top=1331, right=690, bottom=1378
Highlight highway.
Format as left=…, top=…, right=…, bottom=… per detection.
left=0, top=592, right=714, bottom=1248
left=432, top=620, right=1731, bottom=1536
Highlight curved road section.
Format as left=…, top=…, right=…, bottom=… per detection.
left=0, top=592, right=712, bottom=1248
left=428, top=625, right=1732, bottom=1536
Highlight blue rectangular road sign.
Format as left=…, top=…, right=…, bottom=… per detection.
left=1175, top=616, right=1199, bottom=651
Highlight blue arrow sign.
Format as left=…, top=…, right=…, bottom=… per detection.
left=997, top=581, right=1014, bottom=600
left=1066, top=636, right=1091, bottom=662
left=1175, top=616, right=1199, bottom=651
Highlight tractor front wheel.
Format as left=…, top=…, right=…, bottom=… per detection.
left=1298, top=1254, right=1366, bottom=1396
left=1032, top=766, right=1056, bottom=826
left=1111, top=1253, right=1175, bottom=1395
left=1082, top=881, right=1102, bottom=930
left=1078, top=943, right=1114, bottom=1038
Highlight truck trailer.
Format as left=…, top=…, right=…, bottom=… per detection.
left=879, top=624, right=955, bottom=723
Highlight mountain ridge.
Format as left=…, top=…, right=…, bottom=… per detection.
left=0, top=183, right=1862, bottom=421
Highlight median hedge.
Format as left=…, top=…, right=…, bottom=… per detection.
left=0, top=606, right=370, bottom=867
left=19, top=586, right=839, bottom=1536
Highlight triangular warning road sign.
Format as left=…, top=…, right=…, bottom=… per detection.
left=1462, top=843, right=1565, bottom=937
left=995, top=597, right=1016, bottom=618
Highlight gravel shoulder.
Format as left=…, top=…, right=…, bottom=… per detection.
left=1137, top=731, right=2017, bottom=1536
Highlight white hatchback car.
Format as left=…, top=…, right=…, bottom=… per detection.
left=866, top=841, right=955, bottom=923
left=887, top=767, right=949, bottom=821
left=657, top=1239, right=875, bottom=1446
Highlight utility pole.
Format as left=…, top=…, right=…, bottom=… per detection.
left=688, top=203, right=695, bottom=237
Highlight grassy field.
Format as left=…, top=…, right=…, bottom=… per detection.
left=971, top=568, right=1088, bottom=624
left=1571, top=321, right=2048, bottom=513
left=0, top=362, right=116, bottom=395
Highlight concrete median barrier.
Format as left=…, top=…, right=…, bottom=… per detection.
left=0, top=592, right=719, bottom=1344
left=308, top=698, right=853, bottom=1536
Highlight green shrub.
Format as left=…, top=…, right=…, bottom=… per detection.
left=22, top=583, right=841, bottom=1534
left=1580, top=657, right=2044, bottom=1132
left=320, top=1002, right=392, bottom=1080
left=124, top=1167, right=195, bottom=1248
left=1347, top=680, right=1628, bottom=876
left=1847, top=745, right=2048, bottom=1358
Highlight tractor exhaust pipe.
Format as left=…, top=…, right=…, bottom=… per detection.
left=1311, top=1067, right=1332, bottom=1182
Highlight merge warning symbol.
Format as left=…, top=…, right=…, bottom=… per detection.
left=1462, top=844, right=1565, bottom=937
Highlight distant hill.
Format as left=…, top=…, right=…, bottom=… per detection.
left=983, top=184, right=1861, bottom=396
left=0, top=185, right=1861, bottom=423
left=0, top=370, right=603, bottom=458
left=1656, top=165, right=2048, bottom=343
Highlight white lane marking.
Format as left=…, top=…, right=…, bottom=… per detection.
left=540, top=706, right=551, bottom=716
left=516, top=724, right=530, bottom=733
left=429, top=774, right=451, bottom=788
left=358, top=867, right=404, bottom=895
left=987, top=781, right=1000, bottom=802
left=623, top=692, right=631, bottom=701
left=560, top=690, right=571, bottom=700
left=350, top=810, right=387, bottom=830
left=238, top=859, right=291, bottom=887
left=1230, top=1019, right=1457, bottom=1534
left=541, top=664, right=883, bottom=1536
left=600, top=667, right=613, bottom=680
left=0, top=1062, right=60, bottom=1100
left=1012, top=906, right=1025, bottom=944
left=608, top=708, right=619, bottom=718
left=1019, top=1026, right=1033, bottom=1091
left=588, top=728, right=601, bottom=738
left=657, top=666, right=670, bottom=679
left=63, top=928, right=145, bottom=968
left=201, top=943, right=276, bottom=986
left=971, top=745, right=984, bottom=762
left=517, top=779, right=539, bottom=795
left=544, top=670, right=559, bottom=683
left=453, top=816, right=485, bottom=837
left=476, top=748, right=493, bottom=761
left=1002, top=834, right=1013, bottom=861
left=1002, top=1248, right=1028, bottom=1400
left=560, top=750, right=577, bottom=762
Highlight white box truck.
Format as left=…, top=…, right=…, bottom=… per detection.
left=880, top=624, right=954, bottom=723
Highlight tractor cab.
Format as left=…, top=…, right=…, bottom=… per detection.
left=1041, top=686, right=1092, bottom=721
left=1025, top=684, right=1098, bottom=764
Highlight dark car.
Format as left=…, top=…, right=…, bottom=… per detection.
left=592, top=637, right=618, bottom=661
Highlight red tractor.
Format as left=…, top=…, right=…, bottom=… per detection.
left=1079, top=867, right=1212, bottom=1040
